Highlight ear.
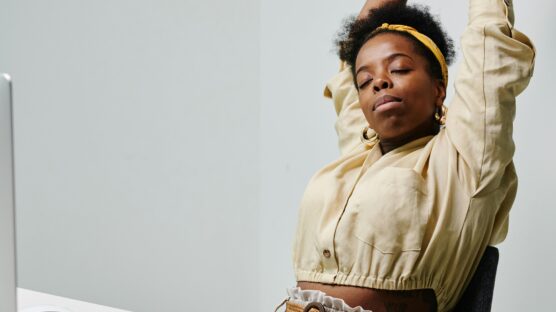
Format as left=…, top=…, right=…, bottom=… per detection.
left=434, top=79, right=447, bottom=109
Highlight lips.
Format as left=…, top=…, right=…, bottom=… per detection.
left=373, top=95, right=403, bottom=111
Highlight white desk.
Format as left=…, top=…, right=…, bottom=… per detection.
left=18, top=288, right=131, bottom=312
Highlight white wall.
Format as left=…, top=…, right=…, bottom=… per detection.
left=0, top=1, right=260, bottom=311
left=1, top=0, right=554, bottom=311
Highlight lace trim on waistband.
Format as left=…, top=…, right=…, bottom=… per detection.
left=287, top=287, right=372, bottom=312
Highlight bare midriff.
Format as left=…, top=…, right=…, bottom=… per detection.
left=297, top=282, right=437, bottom=312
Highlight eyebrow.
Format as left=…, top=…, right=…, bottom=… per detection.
left=355, top=53, right=414, bottom=76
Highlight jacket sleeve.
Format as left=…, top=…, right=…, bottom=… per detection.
left=445, top=0, right=535, bottom=195
left=323, top=62, right=370, bottom=156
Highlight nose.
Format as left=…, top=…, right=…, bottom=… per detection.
left=372, top=77, right=391, bottom=93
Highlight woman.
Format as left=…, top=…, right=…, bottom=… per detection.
left=282, top=0, right=535, bottom=311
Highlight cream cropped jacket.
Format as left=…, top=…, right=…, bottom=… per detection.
left=292, top=0, right=535, bottom=310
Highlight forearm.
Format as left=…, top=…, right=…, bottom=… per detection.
left=324, top=64, right=368, bottom=155
left=446, top=0, right=535, bottom=194
left=468, top=0, right=514, bottom=27
left=358, top=0, right=407, bottom=19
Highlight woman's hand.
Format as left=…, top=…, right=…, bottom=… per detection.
left=358, top=0, right=407, bottom=20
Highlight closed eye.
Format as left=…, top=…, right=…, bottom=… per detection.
left=391, top=69, right=411, bottom=74
left=358, top=79, right=372, bottom=89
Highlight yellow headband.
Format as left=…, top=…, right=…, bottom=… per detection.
left=372, top=23, right=448, bottom=87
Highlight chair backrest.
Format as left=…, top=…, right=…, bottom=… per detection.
left=453, top=246, right=500, bottom=312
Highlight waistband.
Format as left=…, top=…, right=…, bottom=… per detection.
left=275, top=287, right=372, bottom=312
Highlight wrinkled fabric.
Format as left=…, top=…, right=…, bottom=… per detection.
left=286, top=287, right=372, bottom=312
left=292, top=0, right=535, bottom=311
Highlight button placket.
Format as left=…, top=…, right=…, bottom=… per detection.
left=326, top=146, right=379, bottom=277
left=319, top=244, right=337, bottom=274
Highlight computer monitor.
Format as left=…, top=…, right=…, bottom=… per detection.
left=0, top=73, right=17, bottom=312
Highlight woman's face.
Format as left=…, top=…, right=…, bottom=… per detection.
left=355, top=32, right=445, bottom=141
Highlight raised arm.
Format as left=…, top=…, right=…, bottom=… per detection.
left=358, top=0, right=407, bottom=20
left=325, top=0, right=407, bottom=155
left=445, top=0, right=535, bottom=195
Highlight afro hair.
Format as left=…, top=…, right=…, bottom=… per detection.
left=336, top=2, right=455, bottom=86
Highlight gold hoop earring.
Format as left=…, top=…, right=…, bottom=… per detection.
left=435, top=105, right=448, bottom=126
left=361, top=126, right=379, bottom=145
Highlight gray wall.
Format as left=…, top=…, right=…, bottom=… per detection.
left=1, top=0, right=554, bottom=311
left=0, top=1, right=259, bottom=311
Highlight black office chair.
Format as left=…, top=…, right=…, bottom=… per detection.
left=453, top=246, right=500, bottom=312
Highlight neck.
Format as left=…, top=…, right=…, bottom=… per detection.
left=379, top=123, right=438, bottom=154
